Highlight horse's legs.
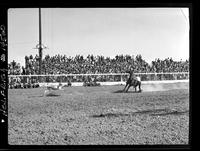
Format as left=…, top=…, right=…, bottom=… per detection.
left=139, top=83, right=141, bottom=91
left=126, top=85, right=131, bottom=92
left=138, top=82, right=141, bottom=92
left=133, top=81, right=137, bottom=92
left=123, top=83, right=128, bottom=92
left=132, top=84, right=136, bottom=92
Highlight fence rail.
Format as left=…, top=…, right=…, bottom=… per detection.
left=8, top=72, right=189, bottom=84
left=8, top=72, right=189, bottom=77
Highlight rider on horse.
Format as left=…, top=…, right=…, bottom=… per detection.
left=123, top=67, right=142, bottom=92
left=128, top=67, right=141, bottom=82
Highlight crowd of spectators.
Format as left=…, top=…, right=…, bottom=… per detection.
left=8, top=60, right=21, bottom=75
left=9, top=54, right=189, bottom=75
left=8, top=54, right=189, bottom=88
left=8, top=76, right=39, bottom=89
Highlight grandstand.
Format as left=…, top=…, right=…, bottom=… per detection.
left=8, top=54, right=189, bottom=88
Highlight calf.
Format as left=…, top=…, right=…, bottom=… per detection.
left=44, top=83, right=64, bottom=96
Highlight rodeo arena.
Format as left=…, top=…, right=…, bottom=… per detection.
left=8, top=53, right=190, bottom=145
left=8, top=8, right=190, bottom=145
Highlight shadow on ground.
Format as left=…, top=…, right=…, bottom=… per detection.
left=28, top=94, right=60, bottom=98
left=113, top=90, right=141, bottom=93
left=28, top=95, right=44, bottom=98
left=45, top=94, right=60, bottom=97
left=90, top=108, right=189, bottom=118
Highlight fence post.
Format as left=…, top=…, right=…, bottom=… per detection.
left=120, top=75, right=123, bottom=83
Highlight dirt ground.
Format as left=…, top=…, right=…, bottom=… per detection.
left=8, top=82, right=189, bottom=145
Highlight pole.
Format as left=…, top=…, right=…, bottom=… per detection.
left=39, top=8, right=42, bottom=75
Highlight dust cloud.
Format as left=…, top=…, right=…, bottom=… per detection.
left=142, top=82, right=189, bottom=92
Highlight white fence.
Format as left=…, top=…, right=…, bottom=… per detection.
left=8, top=72, right=189, bottom=87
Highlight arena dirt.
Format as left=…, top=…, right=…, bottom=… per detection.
left=8, top=82, right=189, bottom=145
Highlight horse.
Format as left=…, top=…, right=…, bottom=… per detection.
left=123, top=76, right=142, bottom=93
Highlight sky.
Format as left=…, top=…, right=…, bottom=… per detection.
left=8, top=8, right=189, bottom=67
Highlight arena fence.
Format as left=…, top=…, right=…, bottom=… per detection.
left=8, top=72, right=189, bottom=87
